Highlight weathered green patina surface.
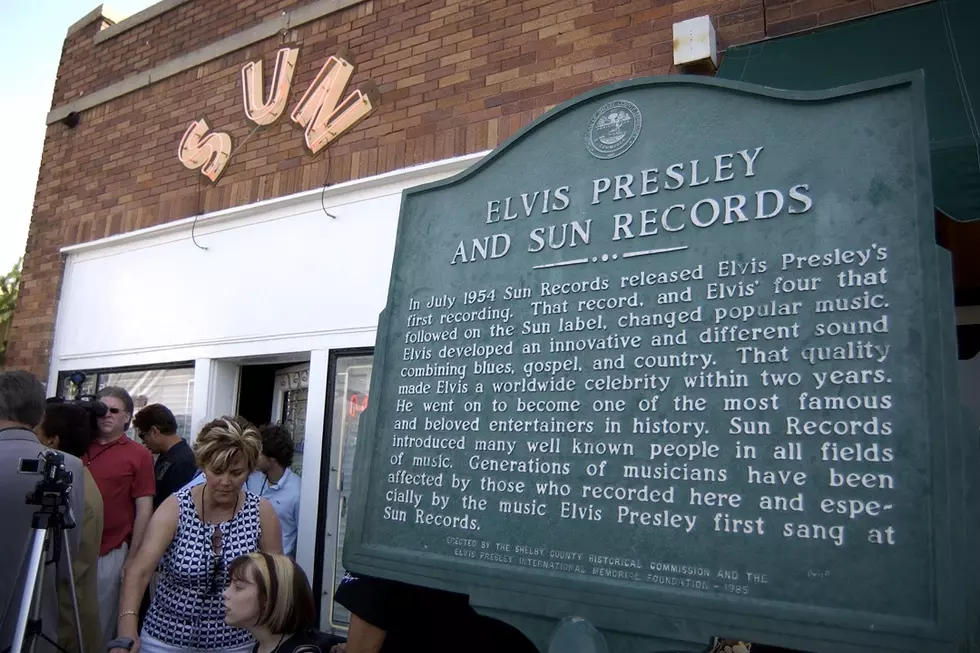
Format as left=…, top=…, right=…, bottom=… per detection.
left=344, top=73, right=978, bottom=652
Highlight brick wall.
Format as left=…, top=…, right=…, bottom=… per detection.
left=7, top=0, right=924, bottom=376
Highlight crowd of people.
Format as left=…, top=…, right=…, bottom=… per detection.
left=0, top=369, right=542, bottom=653
left=0, top=369, right=798, bottom=653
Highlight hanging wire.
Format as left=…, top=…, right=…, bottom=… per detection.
left=320, top=147, right=336, bottom=219
left=235, top=123, right=263, bottom=152
left=189, top=122, right=264, bottom=252
left=191, top=173, right=208, bottom=251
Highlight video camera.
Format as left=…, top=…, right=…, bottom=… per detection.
left=50, top=371, right=108, bottom=417
left=45, top=395, right=107, bottom=418
left=8, top=455, right=80, bottom=653
left=17, top=451, right=74, bottom=526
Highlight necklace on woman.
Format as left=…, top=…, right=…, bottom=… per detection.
left=201, top=483, right=241, bottom=553
left=201, top=483, right=241, bottom=523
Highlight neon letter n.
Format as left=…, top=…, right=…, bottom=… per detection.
left=290, top=50, right=379, bottom=155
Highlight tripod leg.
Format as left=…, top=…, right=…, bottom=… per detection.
left=25, top=531, right=51, bottom=653
left=11, top=529, right=47, bottom=653
left=61, top=530, right=84, bottom=653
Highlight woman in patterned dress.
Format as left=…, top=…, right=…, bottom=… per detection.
left=113, top=416, right=283, bottom=653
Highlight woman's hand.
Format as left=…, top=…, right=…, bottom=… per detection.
left=108, top=639, right=140, bottom=653
left=109, top=630, right=141, bottom=653
left=328, top=644, right=346, bottom=653
left=116, top=499, right=178, bottom=653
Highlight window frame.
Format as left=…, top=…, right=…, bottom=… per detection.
left=56, top=361, right=195, bottom=396
left=55, top=361, right=196, bottom=439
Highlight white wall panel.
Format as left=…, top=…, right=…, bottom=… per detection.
left=50, top=153, right=484, bottom=368
left=58, top=194, right=397, bottom=358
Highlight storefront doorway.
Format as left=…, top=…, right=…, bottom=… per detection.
left=237, top=357, right=312, bottom=475
left=221, top=347, right=378, bottom=635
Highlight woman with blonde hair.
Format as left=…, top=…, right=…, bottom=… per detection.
left=223, top=553, right=340, bottom=653
left=112, top=416, right=283, bottom=653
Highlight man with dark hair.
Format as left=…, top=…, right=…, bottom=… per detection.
left=133, top=403, right=197, bottom=509
left=0, top=371, right=86, bottom=653
left=87, top=386, right=154, bottom=648
left=132, top=403, right=197, bottom=629
left=246, top=424, right=301, bottom=557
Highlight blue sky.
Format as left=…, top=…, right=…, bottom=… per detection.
left=0, top=0, right=156, bottom=275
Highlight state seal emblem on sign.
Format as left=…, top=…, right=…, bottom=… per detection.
left=586, top=99, right=642, bottom=160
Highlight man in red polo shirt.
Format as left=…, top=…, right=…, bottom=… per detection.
left=84, top=386, right=155, bottom=648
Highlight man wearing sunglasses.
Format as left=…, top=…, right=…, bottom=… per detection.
left=133, top=404, right=197, bottom=510
left=84, top=386, right=155, bottom=650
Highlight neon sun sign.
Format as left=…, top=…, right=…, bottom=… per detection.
left=177, top=46, right=380, bottom=183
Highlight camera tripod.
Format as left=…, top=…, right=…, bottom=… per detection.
left=4, top=459, right=84, bottom=653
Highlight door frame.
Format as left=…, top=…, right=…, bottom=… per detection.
left=312, top=346, right=374, bottom=632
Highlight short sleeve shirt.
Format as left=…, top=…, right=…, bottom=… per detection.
left=333, top=574, right=536, bottom=653
left=245, top=469, right=301, bottom=556
left=154, top=439, right=197, bottom=509
left=83, top=435, right=155, bottom=555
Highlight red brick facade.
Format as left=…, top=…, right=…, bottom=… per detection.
left=8, top=0, right=925, bottom=376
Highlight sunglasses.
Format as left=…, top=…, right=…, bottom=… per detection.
left=101, top=407, right=123, bottom=415
left=208, top=527, right=225, bottom=595
left=194, top=529, right=226, bottom=649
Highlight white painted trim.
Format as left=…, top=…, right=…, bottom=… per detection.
left=296, top=349, right=330, bottom=582
left=46, top=246, right=77, bottom=396
left=50, top=329, right=379, bottom=374
left=93, top=0, right=193, bottom=43
left=60, top=151, right=488, bottom=257
left=55, top=325, right=377, bottom=362
left=209, top=361, right=241, bottom=428
left=187, top=358, right=241, bottom=438
left=189, top=358, right=213, bottom=444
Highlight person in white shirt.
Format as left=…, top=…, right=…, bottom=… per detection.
left=246, top=425, right=301, bottom=558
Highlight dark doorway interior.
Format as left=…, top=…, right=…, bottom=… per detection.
left=237, top=363, right=280, bottom=426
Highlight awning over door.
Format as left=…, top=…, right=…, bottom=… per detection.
left=716, top=0, right=980, bottom=222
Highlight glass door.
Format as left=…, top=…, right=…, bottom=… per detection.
left=321, top=352, right=373, bottom=633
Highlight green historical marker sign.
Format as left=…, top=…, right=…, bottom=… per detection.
left=344, top=73, right=978, bottom=652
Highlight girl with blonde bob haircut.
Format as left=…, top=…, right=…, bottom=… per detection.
left=113, top=417, right=283, bottom=653
left=224, top=553, right=339, bottom=653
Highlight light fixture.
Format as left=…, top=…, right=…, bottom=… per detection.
left=673, top=16, right=718, bottom=73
